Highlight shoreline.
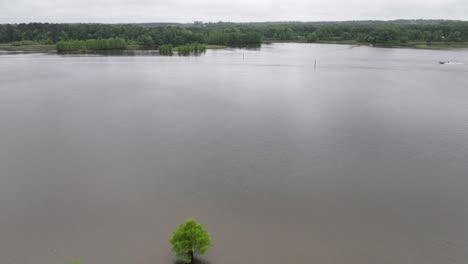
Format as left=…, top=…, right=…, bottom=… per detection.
left=264, top=39, right=468, bottom=50
left=1, top=41, right=468, bottom=53
left=0, top=44, right=228, bottom=53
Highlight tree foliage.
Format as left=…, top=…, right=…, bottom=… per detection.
left=137, top=34, right=154, bottom=47
left=169, top=218, right=212, bottom=263
left=56, top=37, right=126, bottom=52
left=1, top=21, right=468, bottom=48
left=306, top=32, right=319, bottom=42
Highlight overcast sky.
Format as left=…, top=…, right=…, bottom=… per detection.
left=0, top=0, right=466, bottom=23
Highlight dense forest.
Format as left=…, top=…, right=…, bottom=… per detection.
left=56, top=38, right=127, bottom=52
left=0, top=20, right=467, bottom=49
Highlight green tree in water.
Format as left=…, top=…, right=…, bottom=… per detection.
left=169, top=218, right=212, bottom=263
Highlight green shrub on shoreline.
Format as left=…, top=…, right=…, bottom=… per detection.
left=176, top=43, right=206, bottom=55
left=56, top=37, right=127, bottom=52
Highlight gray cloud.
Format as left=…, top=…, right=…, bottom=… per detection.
left=0, top=0, right=466, bottom=23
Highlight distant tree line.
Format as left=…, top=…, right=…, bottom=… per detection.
left=205, top=31, right=262, bottom=46
left=0, top=23, right=262, bottom=47
left=1, top=21, right=467, bottom=48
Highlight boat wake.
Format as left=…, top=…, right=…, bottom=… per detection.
left=439, top=61, right=464, bottom=65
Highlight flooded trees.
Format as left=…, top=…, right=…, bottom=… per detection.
left=169, top=218, right=212, bottom=264
left=159, top=44, right=173, bottom=55
left=176, top=43, right=206, bottom=55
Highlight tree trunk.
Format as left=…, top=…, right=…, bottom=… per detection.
left=189, top=250, right=194, bottom=264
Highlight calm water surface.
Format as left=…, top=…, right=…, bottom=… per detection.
left=1, top=43, right=468, bottom=264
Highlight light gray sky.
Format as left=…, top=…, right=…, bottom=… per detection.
left=0, top=0, right=466, bottom=23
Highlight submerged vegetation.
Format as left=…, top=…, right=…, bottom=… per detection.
left=177, top=43, right=206, bottom=55
left=159, top=43, right=206, bottom=56
left=69, top=259, right=81, bottom=264
left=1, top=20, right=468, bottom=51
left=159, top=44, right=173, bottom=55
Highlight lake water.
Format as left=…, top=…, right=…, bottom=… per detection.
left=1, top=43, right=468, bottom=264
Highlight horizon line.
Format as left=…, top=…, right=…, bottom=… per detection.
left=2, top=19, right=467, bottom=25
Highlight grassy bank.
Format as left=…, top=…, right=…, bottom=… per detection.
left=0, top=43, right=56, bottom=52
left=313, top=40, right=468, bottom=49
left=206, top=45, right=228, bottom=49
left=403, top=41, right=468, bottom=49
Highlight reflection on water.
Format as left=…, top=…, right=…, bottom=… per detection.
left=0, top=43, right=467, bottom=264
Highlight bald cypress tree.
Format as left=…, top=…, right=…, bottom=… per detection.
left=169, top=218, right=212, bottom=263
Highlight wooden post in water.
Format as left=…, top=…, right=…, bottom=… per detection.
left=314, top=59, right=317, bottom=71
